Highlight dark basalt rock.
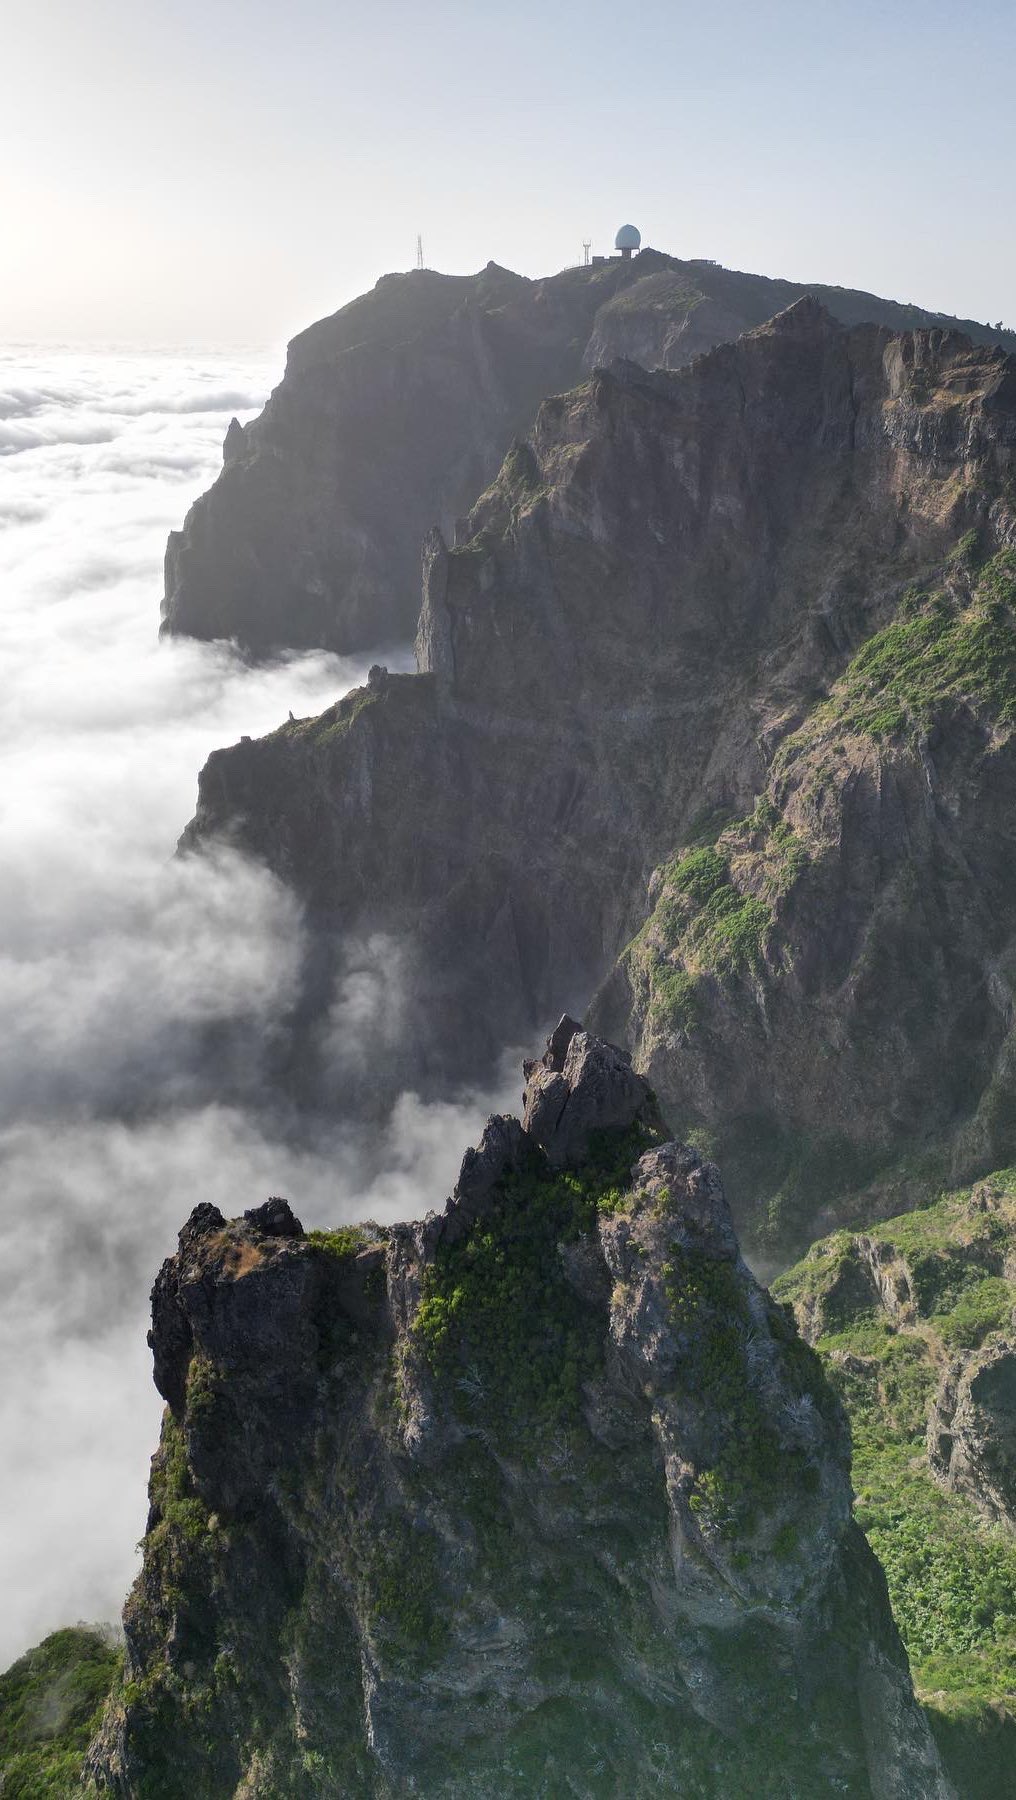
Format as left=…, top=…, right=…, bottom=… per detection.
left=222, top=416, right=245, bottom=465
left=178, top=1201, right=226, bottom=1245
left=448, top=1113, right=527, bottom=1221
left=243, top=1196, right=305, bottom=1237
left=86, top=1029, right=953, bottom=1799
left=631, top=1139, right=741, bottom=1258
left=522, top=1016, right=660, bottom=1167
left=436, top=1024, right=654, bottom=1247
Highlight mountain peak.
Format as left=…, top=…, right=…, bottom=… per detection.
left=750, top=291, right=842, bottom=337
left=86, top=1026, right=952, bottom=1796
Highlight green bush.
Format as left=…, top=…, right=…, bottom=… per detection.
left=307, top=1225, right=373, bottom=1259
left=415, top=1124, right=660, bottom=1438
left=934, top=1277, right=1016, bottom=1350
left=668, top=845, right=728, bottom=904
left=664, top=1248, right=820, bottom=1535
left=0, top=1627, right=121, bottom=1797
left=649, top=966, right=700, bottom=1032
left=637, top=803, right=811, bottom=1036
left=855, top=1443, right=1016, bottom=1702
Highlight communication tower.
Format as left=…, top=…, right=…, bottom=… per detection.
left=416, top=234, right=424, bottom=271
left=582, top=240, right=591, bottom=266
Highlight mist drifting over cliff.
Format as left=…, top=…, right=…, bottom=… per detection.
left=0, top=347, right=513, bottom=1665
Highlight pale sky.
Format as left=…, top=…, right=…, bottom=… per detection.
left=2, top=0, right=1015, bottom=350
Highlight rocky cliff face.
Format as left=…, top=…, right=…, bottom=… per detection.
left=85, top=1024, right=950, bottom=1798
left=588, top=525, right=1016, bottom=1260
left=929, top=1333, right=1016, bottom=1528
left=162, top=251, right=1016, bottom=656
left=183, top=302, right=1016, bottom=1258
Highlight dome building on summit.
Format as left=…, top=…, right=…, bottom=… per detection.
left=582, top=224, right=644, bottom=269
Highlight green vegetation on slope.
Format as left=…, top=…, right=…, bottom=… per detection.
left=635, top=546, right=1016, bottom=1044
left=290, top=681, right=381, bottom=746
left=0, top=1627, right=121, bottom=1798
left=791, top=547, right=1016, bottom=744
left=148, top=1409, right=213, bottom=1551
left=624, top=794, right=810, bottom=1038
left=415, top=1123, right=662, bottom=1436
left=267, top=673, right=422, bottom=749
left=775, top=1175, right=1016, bottom=1792
left=306, top=1224, right=376, bottom=1259
left=597, top=269, right=707, bottom=322
left=664, top=1242, right=828, bottom=1541
left=619, top=540, right=1016, bottom=1268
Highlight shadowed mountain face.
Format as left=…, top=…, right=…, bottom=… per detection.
left=85, top=1026, right=952, bottom=1799
left=181, top=302, right=1016, bottom=1259
left=161, top=252, right=1016, bottom=656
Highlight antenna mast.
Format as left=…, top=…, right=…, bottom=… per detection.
left=582, top=240, right=591, bottom=266
left=416, top=234, right=424, bottom=271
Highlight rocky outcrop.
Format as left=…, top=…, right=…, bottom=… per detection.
left=784, top=1234, right=920, bottom=1345
left=521, top=1015, right=665, bottom=1165
left=162, top=252, right=1016, bottom=656
left=581, top=259, right=1016, bottom=378
left=85, top=1027, right=951, bottom=1798
left=222, top=417, right=245, bottom=466
left=928, top=1338, right=1016, bottom=1526
left=777, top=1178, right=1016, bottom=1352
left=183, top=303, right=1016, bottom=1256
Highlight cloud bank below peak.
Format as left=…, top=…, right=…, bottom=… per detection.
left=0, top=342, right=512, bottom=1667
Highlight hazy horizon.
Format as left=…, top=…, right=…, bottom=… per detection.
left=4, top=0, right=1015, bottom=347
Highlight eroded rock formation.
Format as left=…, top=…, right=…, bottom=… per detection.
left=85, top=1026, right=951, bottom=1798
left=929, top=1338, right=1016, bottom=1526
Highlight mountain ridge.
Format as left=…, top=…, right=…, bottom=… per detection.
left=162, top=251, right=1016, bottom=657
left=181, top=301, right=1016, bottom=1264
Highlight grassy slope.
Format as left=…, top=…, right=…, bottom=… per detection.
left=0, top=1627, right=121, bottom=1798
left=775, top=1176, right=1016, bottom=1795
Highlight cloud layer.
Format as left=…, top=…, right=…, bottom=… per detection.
left=0, top=346, right=514, bottom=1665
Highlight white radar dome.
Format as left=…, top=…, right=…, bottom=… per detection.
left=614, top=224, right=642, bottom=251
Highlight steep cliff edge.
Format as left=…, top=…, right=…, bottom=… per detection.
left=776, top=1175, right=1016, bottom=1795
left=162, top=251, right=1016, bottom=656
left=183, top=303, right=1016, bottom=1257
left=85, top=1024, right=950, bottom=1798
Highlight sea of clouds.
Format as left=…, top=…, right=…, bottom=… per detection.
left=0, top=345, right=515, bottom=1667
